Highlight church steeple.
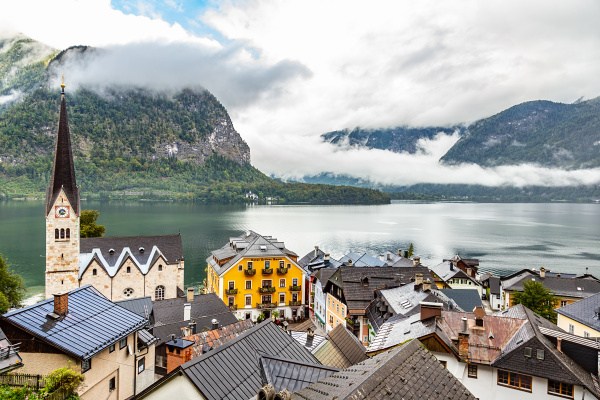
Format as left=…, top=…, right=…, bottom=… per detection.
left=46, top=81, right=79, bottom=216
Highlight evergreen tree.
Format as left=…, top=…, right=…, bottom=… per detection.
left=512, top=280, right=557, bottom=323
left=0, top=254, right=25, bottom=313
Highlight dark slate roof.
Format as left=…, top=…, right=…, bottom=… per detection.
left=298, top=247, right=327, bottom=267
left=46, top=87, right=79, bottom=216
left=181, top=320, right=318, bottom=400
left=115, top=296, right=153, bottom=320
left=439, top=289, right=483, bottom=312
left=260, top=355, right=339, bottom=393
left=151, top=293, right=238, bottom=345
left=556, top=292, right=600, bottom=332
left=488, top=276, right=501, bottom=295
left=0, top=327, right=22, bottom=374
left=80, top=234, right=183, bottom=277
left=504, top=272, right=600, bottom=298
left=138, top=329, right=159, bottom=347
left=293, top=339, right=477, bottom=400
left=1, top=285, right=147, bottom=360
left=313, top=324, right=367, bottom=369
left=494, top=304, right=600, bottom=397
left=326, top=266, right=432, bottom=312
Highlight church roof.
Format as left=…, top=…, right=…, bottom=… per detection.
left=79, top=234, right=183, bottom=277
left=46, top=85, right=79, bottom=216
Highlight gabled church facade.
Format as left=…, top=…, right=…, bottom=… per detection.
left=45, top=83, right=184, bottom=301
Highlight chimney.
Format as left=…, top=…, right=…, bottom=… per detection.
left=187, top=287, right=195, bottom=302
left=415, top=273, right=424, bottom=286
left=462, top=316, right=468, bottom=333
left=397, top=249, right=403, bottom=257
left=420, top=302, right=442, bottom=321
left=324, top=253, right=330, bottom=262
left=473, top=307, right=485, bottom=327
left=387, top=253, right=392, bottom=261
left=557, top=337, right=562, bottom=353
left=412, top=256, right=421, bottom=267
left=211, top=318, right=219, bottom=330
left=314, top=246, right=319, bottom=258
left=189, top=320, right=197, bottom=335
left=347, top=259, right=353, bottom=267
left=53, top=292, right=69, bottom=316
left=307, top=327, right=314, bottom=338
left=423, top=278, right=432, bottom=292
left=540, top=267, right=546, bottom=279
left=458, top=331, right=470, bottom=360
left=184, top=303, right=191, bottom=321
left=449, top=261, right=454, bottom=271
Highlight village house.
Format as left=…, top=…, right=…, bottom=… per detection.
left=45, top=84, right=184, bottom=301
left=556, top=291, right=600, bottom=337
left=0, top=285, right=157, bottom=399
left=501, top=267, right=600, bottom=309
left=429, top=259, right=484, bottom=296
left=323, top=264, right=432, bottom=344
left=367, top=303, right=600, bottom=400
left=206, top=231, right=307, bottom=321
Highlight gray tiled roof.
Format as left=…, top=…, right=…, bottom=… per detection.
left=439, top=289, right=483, bottom=312
left=182, top=320, right=318, bottom=400
left=313, top=324, right=367, bottom=369
left=488, top=276, right=501, bottom=295
left=293, top=339, right=477, bottom=400
left=290, top=331, right=327, bottom=353
left=504, top=271, right=600, bottom=298
left=556, top=292, right=600, bottom=332
left=137, top=329, right=159, bottom=346
left=208, top=231, right=299, bottom=276
left=430, top=261, right=469, bottom=282
left=115, top=296, right=153, bottom=320
left=260, top=355, right=339, bottom=393
left=79, top=234, right=183, bottom=277
left=1, top=285, right=147, bottom=360
left=151, top=293, right=238, bottom=345
left=338, top=252, right=387, bottom=267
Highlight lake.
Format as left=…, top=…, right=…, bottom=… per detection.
left=0, top=200, right=599, bottom=298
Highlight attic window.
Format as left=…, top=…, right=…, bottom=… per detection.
left=139, top=247, right=145, bottom=253
left=524, top=347, right=532, bottom=358
left=260, top=245, right=267, bottom=252
left=109, top=248, right=115, bottom=255
left=537, top=349, right=544, bottom=360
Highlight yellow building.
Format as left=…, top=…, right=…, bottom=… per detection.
left=206, top=231, right=306, bottom=321
left=556, top=292, right=600, bottom=338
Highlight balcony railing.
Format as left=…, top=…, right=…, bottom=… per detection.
left=262, top=268, right=273, bottom=275
left=225, top=288, right=238, bottom=295
left=244, top=269, right=256, bottom=276
left=289, top=285, right=302, bottom=292
left=257, top=303, right=277, bottom=309
left=258, top=286, right=276, bottom=293
left=229, top=304, right=238, bottom=311
left=277, top=267, right=288, bottom=275
left=289, top=301, right=302, bottom=307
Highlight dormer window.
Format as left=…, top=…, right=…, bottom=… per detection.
left=139, top=247, right=145, bottom=253
left=109, top=249, right=115, bottom=255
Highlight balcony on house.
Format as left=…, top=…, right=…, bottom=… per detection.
left=258, top=286, right=276, bottom=293
left=244, top=269, right=256, bottom=276
left=225, top=288, right=238, bottom=295
left=257, top=302, right=276, bottom=309
left=262, top=268, right=273, bottom=275
left=289, top=301, right=302, bottom=307
left=277, top=267, right=288, bottom=275
left=229, top=304, right=238, bottom=311
left=289, top=285, right=302, bottom=292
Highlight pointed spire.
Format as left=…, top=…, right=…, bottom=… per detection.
left=46, top=81, right=79, bottom=216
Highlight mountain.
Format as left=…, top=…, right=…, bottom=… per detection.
left=322, top=99, right=600, bottom=170
left=442, top=98, right=600, bottom=169
left=322, top=126, right=464, bottom=154
left=0, top=34, right=389, bottom=205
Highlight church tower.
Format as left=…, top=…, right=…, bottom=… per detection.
left=45, top=82, right=80, bottom=299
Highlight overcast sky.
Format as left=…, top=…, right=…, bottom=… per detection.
left=2, top=0, right=600, bottom=187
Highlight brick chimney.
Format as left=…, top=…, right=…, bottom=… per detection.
left=473, top=306, right=485, bottom=327
left=187, top=287, right=195, bottom=302
left=414, top=273, right=424, bottom=286
left=420, top=302, right=442, bottom=321
left=53, top=292, right=69, bottom=316
left=412, top=256, right=421, bottom=267
left=540, top=267, right=546, bottom=279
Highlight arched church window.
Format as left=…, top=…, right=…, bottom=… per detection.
left=155, top=285, right=165, bottom=301
left=55, top=229, right=59, bottom=240
left=60, top=229, right=65, bottom=239
left=66, top=228, right=70, bottom=239
left=123, top=288, right=134, bottom=297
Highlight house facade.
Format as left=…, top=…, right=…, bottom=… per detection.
left=556, top=292, right=600, bottom=337
left=0, top=286, right=157, bottom=399
left=206, top=231, right=306, bottom=321
left=44, top=84, right=184, bottom=301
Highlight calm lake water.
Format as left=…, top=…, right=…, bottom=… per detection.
left=1, top=201, right=599, bottom=298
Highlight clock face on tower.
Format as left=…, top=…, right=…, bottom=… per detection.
left=55, top=206, right=70, bottom=218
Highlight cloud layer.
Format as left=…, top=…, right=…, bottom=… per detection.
left=2, top=0, right=600, bottom=187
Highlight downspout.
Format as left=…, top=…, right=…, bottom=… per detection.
left=133, top=331, right=137, bottom=398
